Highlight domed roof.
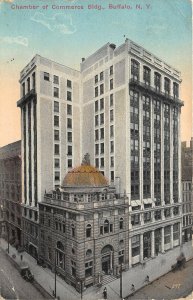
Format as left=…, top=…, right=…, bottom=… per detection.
left=62, top=154, right=108, bottom=187
left=63, top=164, right=108, bottom=187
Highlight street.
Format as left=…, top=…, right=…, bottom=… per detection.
left=0, top=248, right=47, bottom=300
left=126, top=258, right=193, bottom=300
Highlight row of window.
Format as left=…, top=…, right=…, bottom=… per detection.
left=131, top=59, right=179, bottom=97
left=44, top=72, right=72, bottom=88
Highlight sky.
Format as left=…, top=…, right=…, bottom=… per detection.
left=0, top=0, right=192, bottom=147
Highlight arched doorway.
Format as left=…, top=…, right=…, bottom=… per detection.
left=101, top=245, right=113, bottom=275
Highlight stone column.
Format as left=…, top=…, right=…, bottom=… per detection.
left=151, top=230, right=155, bottom=258
left=161, top=227, right=165, bottom=253
left=170, top=225, right=174, bottom=249
left=140, top=234, right=143, bottom=262
left=179, top=222, right=182, bottom=245
left=110, top=251, right=113, bottom=270
left=128, top=237, right=132, bottom=268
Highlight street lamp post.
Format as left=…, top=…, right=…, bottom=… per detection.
left=54, top=249, right=57, bottom=298
left=7, top=222, right=10, bottom=254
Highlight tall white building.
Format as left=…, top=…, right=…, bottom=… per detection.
left=17, top=39, right=184, bottom=261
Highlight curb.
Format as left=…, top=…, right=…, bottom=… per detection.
left=4, top=249, right=54, bottom=299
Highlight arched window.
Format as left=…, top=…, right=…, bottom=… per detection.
left=104, top=220, right=109, bottom=234
left=119, top=218, right=124, bottom=230
left=86, top=249, right=92, bottom=257
left=86, top=224, right=92, bottom=238
left=131, top=59, right=140, bottom=81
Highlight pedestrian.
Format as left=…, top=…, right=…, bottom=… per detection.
left=103, top=287, right=107, bottom=299
left=131, top=284, right=135, bottom=296
left=20, top=254, right=23, bottom=261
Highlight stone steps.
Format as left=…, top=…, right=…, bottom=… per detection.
left=102, top=274, right=117, bottom=285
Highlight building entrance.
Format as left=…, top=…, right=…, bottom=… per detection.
left=101, top=245, right=113, bottom=275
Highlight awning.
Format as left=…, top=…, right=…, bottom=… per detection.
left=143, top=198, right=152, bottom=204
left=131, top=200, right=141, bottom=207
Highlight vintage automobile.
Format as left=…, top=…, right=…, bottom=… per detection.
left=20, top=263, right=34, bottom=282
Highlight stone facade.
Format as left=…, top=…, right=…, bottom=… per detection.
left=0, top=141, right=22, bottom=247
left=17, top=39, right=185, bottom=278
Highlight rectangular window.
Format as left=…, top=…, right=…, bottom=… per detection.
left=110, top=94, right=113, bottom=106
left=67, top=118, right=72, bottom=129
left=54, top=130, right=59, bottom=141
left=54, top=101, right=59, bottom=113
left=95, top=87, right=98, bottom=97
left=67, top=91, right=72, bottom=101
left=100, top=113, right=104, bottom=125
left=22, top=82, right=25, bottom=96
left=100, top=72, right=104, bottom=81
left=132, top=235, right=140, bottom=257
left=95, top=75, right=98, bottom=84
left=110, top=110, right=114, bottom=122
left=32, top=72, right=36, bottom=89
left=111, top=171, right=114, bottom=181
left=95, top=115, right=99, bottom=126
left=67, top=104, right=72, bottom=115
left=27, top=77, right=30, bottom=92
left=110, top=141, right=114, bottom=153
left=110, top=79, right=113, bottom=90
left=95, top=100, right=98, bottom=112
left=55, top=159, right=60, bottom=168
left=110, top=156, right=114, bottom=167
left=100, top=84, right=104, bottom=95
left=100, top=157, right=104, bottom=168
left=67, top=132, right=72, bottom=142
left=100, top=128, right=104, bottom=139
left=95, top=144, right=99, bottom=155
left=54, top=115, right=59, bottom=127
left=54, top=87, right=59, bottom=98
left=44, top=72, right=49, bottom=81
left=110, top=125, right=114, bottom=137
left=54, top=144, right=60, bottom=155
left=100, top=143, right=104, bottom=154
left=95, top=158, right=99, bottom=168
left=67, top=79, right=72, bottom=88
left=68, top=145, right=72, bottom=156
left=95, top=129, right=99, bottom=141
left=110, top=65, right=113, bottom=75
left=53, top=75, right=59, bottom=84
left=100, top=98, right=104, bottom=110
left=68, top=159, right=72, bottom=168
left=55, top=172, right=60, bottom=181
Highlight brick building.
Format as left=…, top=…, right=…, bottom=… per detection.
left=0, top=141, right=22, bottom=247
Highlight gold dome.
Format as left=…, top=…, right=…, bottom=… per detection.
left=62, top=164, right=108, bottom=187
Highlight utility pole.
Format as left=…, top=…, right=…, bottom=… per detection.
left=120, top=263, right=123, bottom=299
left=54, top=249, right=57, bottom=298
left=7, top=223, right=9, bottom=254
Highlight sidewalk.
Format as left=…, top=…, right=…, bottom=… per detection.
left=0, top=238, right=118, bottom=300
left=1, top=238, right=193, bottom=300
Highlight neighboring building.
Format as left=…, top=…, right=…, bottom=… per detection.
left=39, top=155, right=129, bottom=288
left=17, top=39, right=184, bottom=267
left=181, top=139, right=193, bottom=242
left=17, top=57, right=81, bottom=257
left=0, top=141, right=22, bottom=247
